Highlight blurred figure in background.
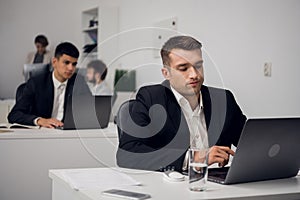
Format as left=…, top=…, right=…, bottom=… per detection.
left=86, top=60, right=113, bottom=95
left=27, top=34, right=51, bottom=64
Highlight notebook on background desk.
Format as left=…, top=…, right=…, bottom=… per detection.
left=208, top=118, right=300, bottom=184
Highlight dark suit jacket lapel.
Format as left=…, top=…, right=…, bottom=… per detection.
left=201, top=85, right=212, bottom=130
left=162, top=81, right=182, bottom=128
left=45, top=73, right=55, bottom=117
left=62, top=74, right=76, bottom=122
left=64, top=75, right=74, bottom=110
left=202, top=85, right=224, bottom=146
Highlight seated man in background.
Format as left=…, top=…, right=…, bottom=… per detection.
left=117, top=36, right=247, bottom=172
left=8, top=42, right=91, bottom=128
left=86, top=59, right=113, bottom=95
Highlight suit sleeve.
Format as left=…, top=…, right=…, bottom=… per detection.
left=7, top=80, right=38, bottom=125
left=26, top=52, right=33, bottom=64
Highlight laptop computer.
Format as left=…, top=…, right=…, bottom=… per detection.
left=208, top=118, right=300, bottom=184
left=59, top=95, right=112, bottom=130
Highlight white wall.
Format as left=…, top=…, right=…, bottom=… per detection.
left=1, top=0, right=299, bottom=118
left=0, top=0, right=97, bottom=99
left=103, top=0, right=300, bottom=118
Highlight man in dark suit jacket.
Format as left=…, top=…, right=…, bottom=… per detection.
left=116, top=36, right=246, bottom=172
left=8, top=42, right=91, bottom=128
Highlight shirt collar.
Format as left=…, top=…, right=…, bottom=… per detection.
left=94, top=81, right=104, bottom=88
left=52, top=72, right=68, bottom=89
left=170, top=86, right=204, bottom=110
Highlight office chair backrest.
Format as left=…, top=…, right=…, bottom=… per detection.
left=15, top=82, right=32, bottom=115
left=116, top=100, right=135, bottom=139
left=23, top=63, right=50, bottom=82
left=16, top=83, right=26, bottom=102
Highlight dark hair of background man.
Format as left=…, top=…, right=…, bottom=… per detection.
left=54, top=42, right=80, bottom=59
left=87, top=60, right=108, bottom=81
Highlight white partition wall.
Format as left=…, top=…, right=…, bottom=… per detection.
left=0, top=126, right=118, bottom=200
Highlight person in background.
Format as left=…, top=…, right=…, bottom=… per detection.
left=27, top=34, right=52, bottom=64
left=86, top=60, right=113, bottom=95
left=9, top=42, right=91, bottom=128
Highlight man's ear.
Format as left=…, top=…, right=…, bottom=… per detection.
left=161, top=67, right=171, bottom=80
left=95, top=72, right=101, bottom=80
left=52, top=57, right=57, bottom=68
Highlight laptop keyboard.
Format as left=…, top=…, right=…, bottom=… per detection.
left=208, top=167, right=230, bottom=183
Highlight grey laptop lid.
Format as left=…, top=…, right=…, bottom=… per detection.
left=209, top=118, right=300, bottom=184
left=62, top=95, right=112, bottom=130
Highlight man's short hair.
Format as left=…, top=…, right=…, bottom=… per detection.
left=34, top=35, right=49, bottom=47
left=160, top=35, right=202, bottom=67
left=87, top=60, right=108, bottom=80
left=54, top=42, right=79, bottom=59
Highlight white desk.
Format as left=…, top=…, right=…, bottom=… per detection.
left=49, top=168, right=300, bottom=200
left=0, top=123, right=118, bottom=200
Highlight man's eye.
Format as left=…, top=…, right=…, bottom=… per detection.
left=64, top=61, right=70, bottom=65
left=178, top=67, right=188, bottom=71
left=195, top=65, right=202, bottom=70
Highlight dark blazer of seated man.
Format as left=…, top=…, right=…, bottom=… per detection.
left=8, top=42, right=91, bottom=128
left=116, top=36, right=247, bottom=172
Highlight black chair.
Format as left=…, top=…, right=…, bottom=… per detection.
left=23, top=63, right=50, bottom=81
left=15, top=82, right=32, bottom=114
left=116, top=100, right=133, bottom=138
left=16, top=83, right=26, bottom=102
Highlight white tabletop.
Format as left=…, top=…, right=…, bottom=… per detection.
left=49, top=168, right=300, bottom=200
left=0, top=122, right=118, bottom=139
left=0, top=99, right=15, bottom=104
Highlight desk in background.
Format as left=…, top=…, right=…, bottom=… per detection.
left=0, top=123, right=118, bottom=200
left=49, top=168, right=300, bottom=200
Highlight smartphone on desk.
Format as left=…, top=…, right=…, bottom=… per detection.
left=102, top=189, right=151, bottom=200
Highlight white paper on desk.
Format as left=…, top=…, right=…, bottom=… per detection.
left=61, top=168, right=141, bottom=191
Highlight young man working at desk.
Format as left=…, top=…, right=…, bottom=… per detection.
left=8, top=42, right=91, bottom=128
left=117, top=36, right=247, bottom=172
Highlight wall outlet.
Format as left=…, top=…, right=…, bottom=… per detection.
left=264, top=62, right=272, bottom=77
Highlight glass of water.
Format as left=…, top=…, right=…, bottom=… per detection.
left=189, top=148, right=209, bottom=191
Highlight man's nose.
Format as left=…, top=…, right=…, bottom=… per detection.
left=67, top=64, right=75, bottom=71
left=189, top=66, right=198, bottom=78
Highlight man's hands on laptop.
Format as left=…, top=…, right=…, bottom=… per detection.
left=37, top=118, right=64, bottom=128
left=208, top=146, right=235, bottom=167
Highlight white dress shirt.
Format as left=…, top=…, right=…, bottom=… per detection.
left=170, top=87, right=209, bottom=170
left=88, top=81, right=113, bottom=96
left=51, top=73, right=68, bottom=121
